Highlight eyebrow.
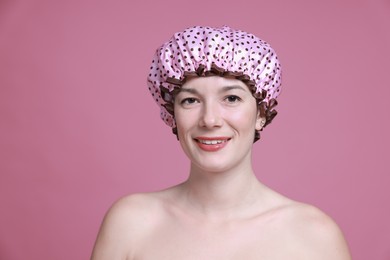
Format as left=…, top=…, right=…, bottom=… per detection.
left=179, top=88, right=198, bottom=94
left=179, top=85, right=247, bottom=94
left=220, top=85, right=247, bottom=92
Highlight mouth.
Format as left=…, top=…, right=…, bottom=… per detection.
left=196, top=139, right=230, bottom=145
left=194, top=137, right=231, bottom=151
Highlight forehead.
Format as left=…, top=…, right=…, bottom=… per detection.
left=181, top=76, right=250, bottom=92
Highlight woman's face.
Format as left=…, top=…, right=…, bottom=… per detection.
left=174, top=76, right=263, bottom=173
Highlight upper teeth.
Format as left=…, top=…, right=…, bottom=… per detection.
left=198, top=139, right=226, bottom=145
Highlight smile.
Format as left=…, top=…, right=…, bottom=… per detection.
left=197, top=139, right=228, bottom=145
left=194, top=137, right=231, bottom=152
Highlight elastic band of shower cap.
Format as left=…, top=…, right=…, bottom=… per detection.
left=147, top=25, right=282, bottom=140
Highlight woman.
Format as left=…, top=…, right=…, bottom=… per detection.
left=91, top=25, right=351, bottom=259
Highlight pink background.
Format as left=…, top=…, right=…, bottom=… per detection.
left=1, top=0, right=389, bottom=259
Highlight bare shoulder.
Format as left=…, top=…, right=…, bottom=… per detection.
left=105, top=192, right=162, bottom=221
left=275, top=201, right=351, bottom=259
left=90, top=192, right=166, bottom=260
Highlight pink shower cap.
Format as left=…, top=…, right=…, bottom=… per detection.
left=147, top=25, right=282, bottom=139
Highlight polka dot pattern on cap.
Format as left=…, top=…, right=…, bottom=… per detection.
left=147, top=25, right=282, bottom=135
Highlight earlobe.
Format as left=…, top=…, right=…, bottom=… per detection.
left=256, top=116, right=266, bottom=131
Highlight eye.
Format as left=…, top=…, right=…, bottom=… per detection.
left=181, top=97, right=198, bottom=105
left=225, top=95, right=242, bottom=103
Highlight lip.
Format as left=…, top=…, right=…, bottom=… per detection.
left=194, top=136, right=231, bottom=152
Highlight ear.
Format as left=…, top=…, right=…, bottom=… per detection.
left=255, top=112, right=266, bottom=131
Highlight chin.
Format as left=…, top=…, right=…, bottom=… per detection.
left=191, top=155, right=249, bottom=174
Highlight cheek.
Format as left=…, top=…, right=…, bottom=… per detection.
left=225, top=106, right=257, bottom=128
left=174, top=109, right=196, bottom=133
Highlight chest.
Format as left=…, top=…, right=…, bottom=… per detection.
left=132, top=217, right=298, bottom=260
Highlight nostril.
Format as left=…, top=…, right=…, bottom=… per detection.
left=199, top=111, right=223, bottom=128
left=199, top=117, right=223, bottom=128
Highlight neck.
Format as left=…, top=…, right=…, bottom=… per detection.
left=179, top=161, right=265, bottom=221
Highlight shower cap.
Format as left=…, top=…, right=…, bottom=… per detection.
left=147, top=25, right=282, bottom=140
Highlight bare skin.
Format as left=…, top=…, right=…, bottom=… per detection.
left=91, top=77, right=351, bottom=260
left=91, top=182, right=351, bottom=260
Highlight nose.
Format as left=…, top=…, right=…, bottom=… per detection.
left=199, top=101, right=223, bottom=129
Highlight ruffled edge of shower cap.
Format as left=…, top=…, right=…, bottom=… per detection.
left=147, top=25, right=282, bottom=135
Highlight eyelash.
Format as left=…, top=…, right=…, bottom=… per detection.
left=225, top=95, right=242, bottom=103
left=180, top=98, right=198, bottom=105
left=179, top=95, right=242, bottom=105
